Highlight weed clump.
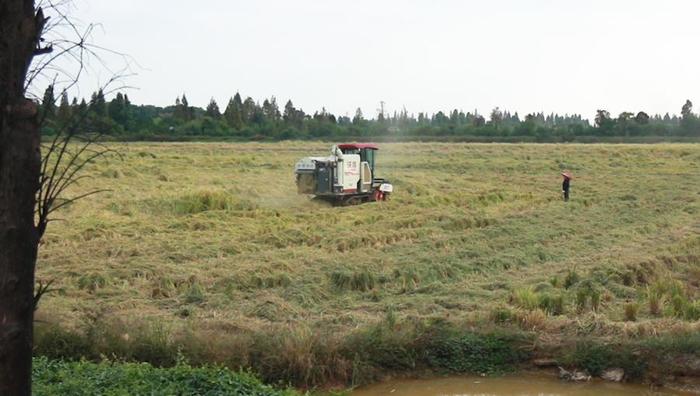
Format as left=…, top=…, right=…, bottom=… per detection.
left=511, top=288, right=539, bottom=310
left=331, top=270, right=376, bottom=292
left=564, top=269, right=580, bottom=289
left=183, top=282, right=205, bottom=304
left=538, top=293, right=565, bottom=315
left=252, top=273, right=292, bottom=289
left=646, top=286, right=664, bottom=316
left=509, top=287, right=566, bottom=316
left=490, top=306, right=516, bottom=324
left=77, top=274, right=108, bottom=293
left=167, top=190, right=256, bottom=214
left=623, top=302, right=639, bottom=322
left=574, top=280, right=601, bottom=312
left=549, top=276, right=560, bottom=288
left=671, top=294, right=700, bottom=321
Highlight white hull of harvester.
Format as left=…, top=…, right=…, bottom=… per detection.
left=294, top=144, right=392, bottom=205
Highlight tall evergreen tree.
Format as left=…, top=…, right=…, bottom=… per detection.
left=353, top=108, right=364, bottom=125
left=206, top=98, right=221, bottom=119
left=108, top=92, right=127, bottom=126
left=57, top=91, right=71, bottom=127
left=242, top=97, right=257, bottom=124
left=490, top=107, right=503, bottom=129
left=90, top=89, right=107, bottom=117
left=262, top=97, right=281, bottom=122
left=181, top=94, right=193, bottom=121
left=223, top=94, right=244, bottom=129
left=283, top=100, right=304, bottom=128
left=173, top=94, right=194, bottom=122
left=41, top=85, right=56, bottom=120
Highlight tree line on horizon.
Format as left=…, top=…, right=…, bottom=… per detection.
left=39, top=86, right=700, bottom=141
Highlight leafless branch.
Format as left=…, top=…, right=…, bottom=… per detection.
left=33, top=279, right=57, bottom=311
left=27, top=1, right=133, bottom=307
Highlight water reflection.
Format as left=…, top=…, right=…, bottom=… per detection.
left=351, top=374, right=691, bottom=396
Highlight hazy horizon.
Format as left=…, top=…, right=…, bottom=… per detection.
left=64, top=0, right=700, bottom=119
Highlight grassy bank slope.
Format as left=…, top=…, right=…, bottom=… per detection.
left=34, top=142, right=700, bottom=385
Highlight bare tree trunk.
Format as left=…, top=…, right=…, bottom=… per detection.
left=0, top=1, right=46, bottom=395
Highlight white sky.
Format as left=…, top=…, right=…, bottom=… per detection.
left=65, top=0, right=700, bottom=119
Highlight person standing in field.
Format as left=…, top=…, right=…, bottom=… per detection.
left=561, top=171, right=572, bottom=201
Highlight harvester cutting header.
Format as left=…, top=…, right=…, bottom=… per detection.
left=294, top=143, right=393, bottom=205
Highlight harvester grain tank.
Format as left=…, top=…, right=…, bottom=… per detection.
left=294, top=143, right=393, bottom=205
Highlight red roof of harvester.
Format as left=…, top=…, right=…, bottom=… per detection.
left=338, top=143, right=379, bottom=150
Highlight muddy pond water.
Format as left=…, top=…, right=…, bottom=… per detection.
left=351, top=374, right=695, bottom=396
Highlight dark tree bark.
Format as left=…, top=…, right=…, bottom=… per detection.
left=0, top=1, right=48, bottom=395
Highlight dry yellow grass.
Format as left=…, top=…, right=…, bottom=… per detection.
left=35, top=142, right=700, bottom=341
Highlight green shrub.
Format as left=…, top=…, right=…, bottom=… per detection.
left=32, top=357, right=298, bottom=396
left=423, top=331, right=531, bottom=374
left=567, top=342, right=645, bottom=379
left=34, top=325, right=94, bottom=360
left=641, top=332, right=700, bottom=355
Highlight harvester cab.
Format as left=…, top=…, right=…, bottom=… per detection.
left=294, top=143, right=393, bottom=205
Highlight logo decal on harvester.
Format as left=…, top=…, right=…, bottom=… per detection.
left=346, top=160, right=359, bottom=175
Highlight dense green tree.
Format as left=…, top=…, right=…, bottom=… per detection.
left=262, top=97, right=281, bottom=122
left=108, top=92, right=129, bottom=127
left=223, top=94, right=244, bottom=130
left=594, top=109, right=615, bottom=134
left=490, top=107, right=503, bottom=129
left=681, top=100, right=693, bottom=119
left=36, top=90, right=700, bottom=140
left=91, top=89, right=107, bottom=117
left=78, top=98, right=88, bottom=115
left=173, top=95, right=194, bottom=122
left=473, top=114, right=485, bottom=127
left=680, top=100, right=697, bottom=135
left=352, top=107, right=364, bottom=125
left=205, top=98, right=221, bottom=119
left=635, top=111, right=650, bottom=125
left=57, top=91, right=71, bottom=127
left=41, top=84, right=56, bottom=121
left=617, top=112, right=634, bottom=136
left=283, top=100, right=305, bottom=128
left=242, top=97, right=257, bottom=124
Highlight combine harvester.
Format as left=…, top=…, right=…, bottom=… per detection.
left=294, top=143, right=393, bottom=205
